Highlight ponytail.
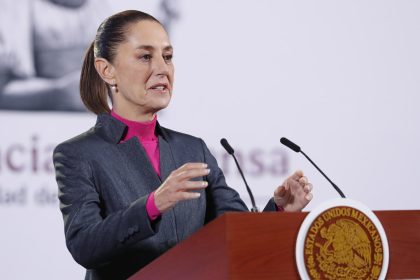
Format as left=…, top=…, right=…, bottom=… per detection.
left=80, top=42, right=110, bottom=114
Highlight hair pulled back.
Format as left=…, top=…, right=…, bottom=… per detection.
left=80, top=10, right=160, bottom=114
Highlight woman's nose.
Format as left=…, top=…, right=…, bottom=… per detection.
left=152, top=56, right=170, bottom=76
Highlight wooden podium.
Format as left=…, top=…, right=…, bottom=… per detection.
left=130, top=211, right=420, bottom=279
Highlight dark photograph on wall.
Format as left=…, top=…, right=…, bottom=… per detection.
left=0, top=0, right=178, bottom=111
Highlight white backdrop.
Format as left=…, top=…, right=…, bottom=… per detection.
left=1, top=1, right=419, bottom=279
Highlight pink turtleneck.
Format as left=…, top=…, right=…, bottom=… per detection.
left=110, top=111, right=283, bottom=219
left=111, top=110, right=161, bottom=221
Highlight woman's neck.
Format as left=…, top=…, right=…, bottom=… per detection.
left=110, top=110, right=158, bottom=142
left=111, top=107, right=156, bottom=122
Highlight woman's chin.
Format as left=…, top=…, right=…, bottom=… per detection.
left=151, top=98, right=171, bottom=112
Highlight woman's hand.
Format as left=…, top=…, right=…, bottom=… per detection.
left=274, top=170, right=313, bottom=212
left=154, top=163, right=210, bottom=213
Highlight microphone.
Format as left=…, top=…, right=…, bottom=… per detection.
left=220, top=138, right=259, bottom=212
left=280, top=137, right=346, bottom=198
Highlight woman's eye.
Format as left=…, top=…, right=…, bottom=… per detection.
left=164, top=54, right=173, bottom=62
left=140, top=54, right=151, bottom=61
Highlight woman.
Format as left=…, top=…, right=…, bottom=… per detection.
left=53, top=10, right=313, bottom=280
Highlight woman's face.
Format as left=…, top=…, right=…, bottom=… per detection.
left=111, top=20, right=174, bottom=119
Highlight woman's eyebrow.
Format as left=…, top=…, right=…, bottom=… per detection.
left=135, top=45, right=173, bottom=51
left=135, top=45, right=154, bottom=51
left=163, top=45, right=173, bottom=51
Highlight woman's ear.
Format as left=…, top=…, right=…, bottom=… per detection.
left=94, top=58, right=116, bottom=85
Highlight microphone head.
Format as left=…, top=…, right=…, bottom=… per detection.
left=220, top=138, right=235, bottom=154
left=280, top=137, right=301, bottom=153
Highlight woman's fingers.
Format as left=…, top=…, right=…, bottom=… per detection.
left=176, top=168, right=210, bottom=182
left=290, top=170, right=304, bottom=181
left=179, top=180, right=208, bottom=191
left=172, top=162, right=208, bottom=175
left=273, top=169, right=314, bottom=211
left=298, top=176, right=308, bottom=186
left=171, top=162, right=210, bottom=182
left=304, top=183, right=313, bottom=193
left=155, top=162, right=210, bottom=213
left=175, top=191, right=202, bottom=200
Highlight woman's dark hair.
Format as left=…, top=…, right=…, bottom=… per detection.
left=80, top=10, right=160, bottom=114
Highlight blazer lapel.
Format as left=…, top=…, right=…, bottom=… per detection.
left=117, top=137, right=162, bottom=194
left=158, top=135, right=177, bottom=182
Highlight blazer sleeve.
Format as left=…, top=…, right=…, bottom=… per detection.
left=200, top=139, right=277, bottom=221
left=53, top=143, right=160, bottom=269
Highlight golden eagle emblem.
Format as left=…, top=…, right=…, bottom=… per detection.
left=303, top=206, right=383, bottom=280
left=317, top=219, right=372, bottom=278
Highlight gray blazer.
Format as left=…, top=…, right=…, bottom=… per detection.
left=53, top=113, right=276, bottom=280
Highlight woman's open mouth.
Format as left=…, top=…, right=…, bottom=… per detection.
left=148, top=83, right=169, bottom=94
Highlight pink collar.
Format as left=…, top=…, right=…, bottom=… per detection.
left=111, top=110, right=158, bottom=142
